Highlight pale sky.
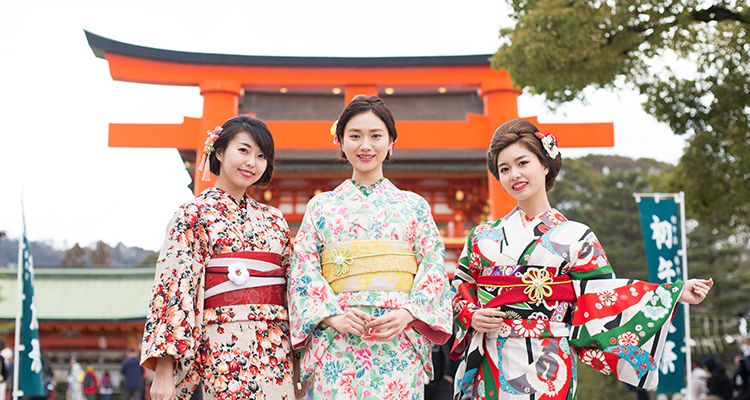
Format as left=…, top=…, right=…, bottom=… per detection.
left=0, top=0, right=687, bottom=252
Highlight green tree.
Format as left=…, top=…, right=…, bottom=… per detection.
left=89, top=240, right=112, bottom=266
left=493, top=0, right=749, bottom=227
left=681, top=221, right=750, bottom=316
left=61, top=243, right=87, bottom=267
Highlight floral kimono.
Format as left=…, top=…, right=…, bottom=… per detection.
left=141, top=187, right=295, bottom=400
left=290, top=179, right=453, bottom=400
left=451, top=207, right=683, bottom=400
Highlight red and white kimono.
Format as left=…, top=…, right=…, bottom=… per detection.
left=451, top=207, right=683, bottom=400
left=141, top=187, right=295, bottom=400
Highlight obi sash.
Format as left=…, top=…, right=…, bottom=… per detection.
left=204, top=251, right=286, bottom=308
left=320, top=240, right=417, bottom=293
left=475, top=266, right=576, bottom=308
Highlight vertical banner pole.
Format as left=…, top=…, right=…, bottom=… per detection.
left=12, top=201, right=25, bottom=400
left=679, top=191, right=692, bottom=400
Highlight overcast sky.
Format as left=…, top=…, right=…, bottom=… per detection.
left=0, top=0, right=688, bottom=253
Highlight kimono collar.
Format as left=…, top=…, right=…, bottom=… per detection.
left=204, top=187, right=249, bottom=212
left=513, top=207, right=567, bottom=228
left=332, top=179, right=395, bottom=231
left=336, top=178, right=394, bottom=201
left=350, top=177, right=386, bottom=196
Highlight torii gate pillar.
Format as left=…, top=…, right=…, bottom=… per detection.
left=195, top=79, right=243, bottom=193
left=481, top=79, right=522, bottom=215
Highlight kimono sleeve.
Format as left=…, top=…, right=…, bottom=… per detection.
left=449, top=228, right=481, bottom=359
left=273, top=209, right=293, bottom=270
left=140, top=204, right=210, bottom=386
left=401, top=196, right=452, bottom=345
left=289, top=197, right=344, bottom=349
left=568, top=228, right=684, bottom=389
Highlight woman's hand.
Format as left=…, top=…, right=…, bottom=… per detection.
left=150, top=356, right=174, bottom=400
left=678, top=278, right=713, bottom=304
left=323, top=308, right=372, bottom=336
left=470, top=308, right=506, bottom=333
left=368, top=309, right=415, bottom=341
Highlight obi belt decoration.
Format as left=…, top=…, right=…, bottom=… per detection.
left=321, top=240, right=417, bottom=293
left=476, top=265, right=575, bottom=306
left=204, top=251, right=286, bottom=308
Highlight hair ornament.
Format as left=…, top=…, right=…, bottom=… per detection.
left=534, top=132, right=559, bottom=159
left=198, top=126, right=223, bottom=181
left=330, top=120, right=339, bottom=145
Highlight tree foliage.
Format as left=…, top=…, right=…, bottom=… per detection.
left=493, top=0, right=749, bottom=227
left=682, top=221, right=750, bottom=317
left=89, top=240, right=112, bottom=266
left=61, top=243, right=87, bottom=267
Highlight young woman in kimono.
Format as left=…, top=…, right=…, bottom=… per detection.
left=451, top=119, right=713, bottom=400
left=290, top=95, right=453, bottom=399
left=142, top=116, right=299, bottom=400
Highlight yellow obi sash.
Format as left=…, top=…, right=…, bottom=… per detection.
left=321, top=240, right=417, bottom=293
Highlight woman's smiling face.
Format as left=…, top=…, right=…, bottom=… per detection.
left=341, top=111, right=391, bottom=182
left=496, top=142, right=549, bottom=206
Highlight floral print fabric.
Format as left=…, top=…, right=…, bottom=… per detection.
left=290, top=179, right=452, bottom=399
left=451, top=207, right=683, bottom=400
left=141, top=187, right=294, bottom=400
left=312, top=306, right=426, bottom=400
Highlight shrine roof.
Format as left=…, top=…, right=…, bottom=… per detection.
left=85, top=30, right=492, bottom=67
left=0, top=266, right=153, bottom=321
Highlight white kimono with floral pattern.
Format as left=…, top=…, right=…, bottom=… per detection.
left=290, top=179, right=453, bottom=400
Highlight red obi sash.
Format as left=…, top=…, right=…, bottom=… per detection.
left=477, top=272, right=576, bottom=308
left=204, top=251, right=286, bottom=309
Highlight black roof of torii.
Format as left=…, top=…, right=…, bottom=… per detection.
left=84, top=30, right=492, bottom=67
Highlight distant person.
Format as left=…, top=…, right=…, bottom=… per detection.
left=82, top=365, right=98, bottom=400
left=693, top=361, right=709, bottom=398
left=702, top=356, right=733, bottom=400
left=99, top=372, right=113, bottom=400
left=66, top=357, right=85, bottom=400
left=120, top=349, right=144, bottom=400
left=733, top=337, right=750, bottom=398
left=0, top=340, right=8, bottom=400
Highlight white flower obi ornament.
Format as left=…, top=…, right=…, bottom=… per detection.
left=227, top=262, right=249, bottom=285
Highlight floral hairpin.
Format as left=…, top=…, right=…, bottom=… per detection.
left=197, top=126, right=223, bottom=181
left=330, top=120, right=339, bottom=145
left=534, top=132, right=559, bottom=159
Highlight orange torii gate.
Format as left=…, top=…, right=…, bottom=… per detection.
left=85, top=31, right=613, bottom=218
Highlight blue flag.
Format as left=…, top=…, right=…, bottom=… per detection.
left=17, top=216, right=45, bottom=396
left=636, top=195, right=685, bottom=395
